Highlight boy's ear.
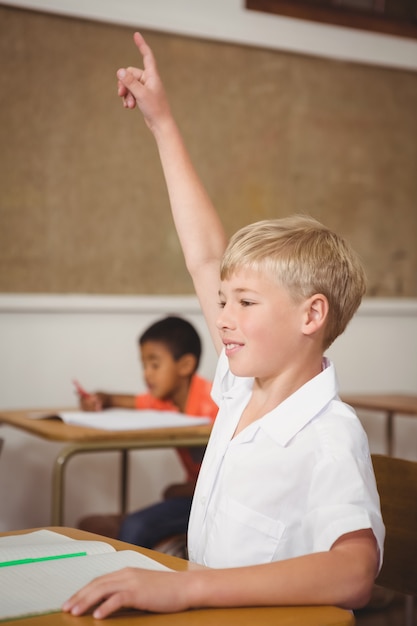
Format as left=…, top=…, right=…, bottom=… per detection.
left=302, top=294, right=329, bottom=336
left=177, top=353, right=197, bottom=377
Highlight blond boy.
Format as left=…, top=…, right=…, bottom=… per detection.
left=64, top=32, right=384, bottom=619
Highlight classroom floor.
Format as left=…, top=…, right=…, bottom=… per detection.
left=354, top=592, right=416, bottom=626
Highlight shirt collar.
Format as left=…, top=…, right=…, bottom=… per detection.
left=259, top=358, right=339, bottom=446
left=215, top=351, right=339, bottom=447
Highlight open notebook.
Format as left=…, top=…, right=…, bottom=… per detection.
left=27, top=408, right=212, bottom=431
left=0, top=529, right=172, bottom=621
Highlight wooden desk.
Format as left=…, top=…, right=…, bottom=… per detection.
left=0, top=408, right=212, bottom=526
left=342, top=394, right=417, bottom=456
left=1, top=527, right=355, bottom=626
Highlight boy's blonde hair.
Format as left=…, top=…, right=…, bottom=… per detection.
left=220, top=215, right=366, bottom=349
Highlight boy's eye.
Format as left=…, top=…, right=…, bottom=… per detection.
left=218, top=301, right=226, bottom=309
left=240, top=300, right=253, bottom=307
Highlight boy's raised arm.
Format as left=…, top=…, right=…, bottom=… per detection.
left=117, top=32, right=227, bottom=353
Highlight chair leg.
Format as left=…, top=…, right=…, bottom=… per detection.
left=405, top=594, right=414, bottom=626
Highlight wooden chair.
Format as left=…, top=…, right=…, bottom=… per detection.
left=372, top=454, right=417, bottom=626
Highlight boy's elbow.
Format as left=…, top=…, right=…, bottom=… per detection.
left=345, top=575, right=375, bottom=610
left=331, top=528, right=379, bottom=609
left=339, top=557, right=379, bottom=610
left=332, top=530, right=380, bottom=610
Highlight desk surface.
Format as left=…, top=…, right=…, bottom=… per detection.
left=1, top=527, right=355, bottom=626
left=342, top=394, right=417, bottom=416
left=0, top=408, right=212, bottom=443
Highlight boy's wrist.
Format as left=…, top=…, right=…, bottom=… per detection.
left=179, top=570, right=207, bottom=609
left=97, top=392, right=112, bottom=409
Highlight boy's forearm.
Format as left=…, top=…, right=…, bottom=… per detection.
left=151, top=116, right=227, bottom=350
left=153, top=117, right=227, bottom=275
left=99, top=393, right=136, bottom=409
left=183, top=542, right=376, bottom=611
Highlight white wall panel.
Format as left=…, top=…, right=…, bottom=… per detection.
left=0, top=294, right=416, bottom=532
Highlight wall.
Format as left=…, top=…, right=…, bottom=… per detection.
left=0, top=296, right=217, bottom=532
left=3, top=0, right=417, bottom=69
left=1, top=2, right=416, bottom=532
left=0, top=295, right=416, bottom=532
left=1, top=5, right=417, bottom=297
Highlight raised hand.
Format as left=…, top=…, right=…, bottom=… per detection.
left=116, top=32, right=172, bottom=133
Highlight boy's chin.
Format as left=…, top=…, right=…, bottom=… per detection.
left=227, top=359, right=253, bottom=379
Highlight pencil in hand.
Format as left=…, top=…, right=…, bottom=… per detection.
left=72, top=379, right=90, bottom=399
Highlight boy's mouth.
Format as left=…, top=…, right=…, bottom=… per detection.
left=224, top=342, right=243, bottom=356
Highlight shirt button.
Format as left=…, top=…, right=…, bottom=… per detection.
left=201, top=496, right=206, bottom=505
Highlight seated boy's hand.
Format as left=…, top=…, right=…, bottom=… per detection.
left=62, top=567, right=190, bottom=618
left=80, top=393, right=109, bottom=412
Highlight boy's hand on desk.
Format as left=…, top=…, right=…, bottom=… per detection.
left=80, top=392, right=110, bottom=412
left=63, top=568, right=191, bottom=618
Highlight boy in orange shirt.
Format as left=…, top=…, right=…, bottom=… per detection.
left=78, top=315, right=217, bottom=549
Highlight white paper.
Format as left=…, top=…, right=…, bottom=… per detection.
left=29, top=408, right=211, bottom=431
left=0, top=531, right=172, bottom=621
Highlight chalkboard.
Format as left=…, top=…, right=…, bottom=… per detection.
left=1, top=6, right=416, bottom=296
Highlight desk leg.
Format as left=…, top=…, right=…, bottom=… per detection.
left=120, top=450, right=129, bottom=515
left=405, top=595, right=414, bottom=626
left=386, top=411, right=394, bottom=457
left=51, top=446, right=78, bottom=526
left=51, top=446, right=130, bottom=526
left=49, top=436, right=209, bottom=526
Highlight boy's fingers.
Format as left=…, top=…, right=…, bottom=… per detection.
left=125, top=92, right=136, bottom=109
left=64, top=573, right=134, bottom=618
left=92, top=593, right=126, bottom=620
left=117, top=80, right=129, bottom=96
left=117, top=68, right=141, bottom=89
left=126, top=66, right=144, bottom=80
left=133, top=31, right=157, bottom=74
left=116, top=69, right=144, bottom=104
left=63, top=581, right=108, bottom=615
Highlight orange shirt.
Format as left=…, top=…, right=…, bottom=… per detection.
left=135, top=375, right=218, bottom=482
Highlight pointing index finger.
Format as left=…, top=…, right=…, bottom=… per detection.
left=133, top=31, right=157, bottom=74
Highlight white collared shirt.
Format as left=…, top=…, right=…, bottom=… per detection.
left=187, top=351, right=385, bottom=568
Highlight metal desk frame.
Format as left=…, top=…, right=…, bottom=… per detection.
left=51, top=434, right=210, bottom=526
left=0, top=408, right=211, bottom=526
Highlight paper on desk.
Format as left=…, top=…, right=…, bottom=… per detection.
left=0, top=530, right=172, bottom=621
left=0, top=529, right=114, bottom=564
left=29, top=408, right=212, bottom=430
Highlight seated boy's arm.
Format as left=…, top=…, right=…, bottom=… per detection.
left=63, top=528, right=378, bottom=618
left=80, top=393, right=136, bottom=411
left=187, top=528, right=379, bottom=610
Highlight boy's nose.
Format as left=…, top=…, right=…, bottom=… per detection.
left=216, top=306, right=235, bottom=330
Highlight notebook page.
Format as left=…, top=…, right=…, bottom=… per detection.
left=0, top=530, right=114, bottom=564
left=0, top=549, right=172, bottom=621
left=0, top=539, right=114, bottom=564
left=0, top=529, right=65, bottom=547
left=57, top=408, right=211, bottom=430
